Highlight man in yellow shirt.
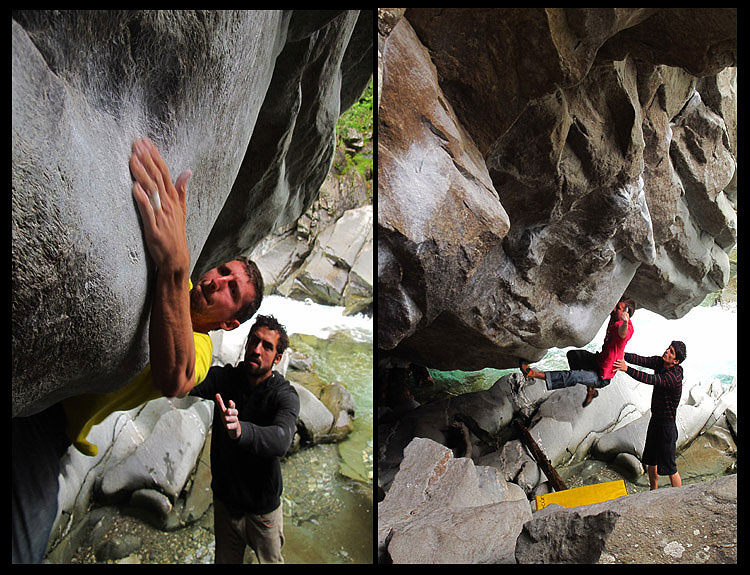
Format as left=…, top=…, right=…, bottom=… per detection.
left=62, top=138, right=265, bottom=456
left=12, top=139, right=264, bottom=563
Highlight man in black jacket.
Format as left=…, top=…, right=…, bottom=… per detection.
left=614, top=340, right=686, bottom=490
left=190, top=314, right=300, bottom=564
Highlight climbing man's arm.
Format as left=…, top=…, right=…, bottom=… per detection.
left=130, top=138, right=195, bottom=398
left=618, top=311, right=630, bottom=339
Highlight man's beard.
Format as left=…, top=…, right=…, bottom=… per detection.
left=245, top=358, right=271, bottom=378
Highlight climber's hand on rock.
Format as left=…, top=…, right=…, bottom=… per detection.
left=216, top=393, right=242, bottom=440
left=130, top=138, right=192, bottom=274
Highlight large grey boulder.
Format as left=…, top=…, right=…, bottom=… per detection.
left=12, top=10, right=372, bottom=417
left=378, top=437, right=532, bottom=564
left=51, top=395, right=212, bottom=547
left=378, top=9, right=736, bottom=371
left=96, top=396, right=213, bottom=503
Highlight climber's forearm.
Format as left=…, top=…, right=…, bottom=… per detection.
left=150, top=269, right=196, bottom=397
left=129, top=138, right=195, bottom=397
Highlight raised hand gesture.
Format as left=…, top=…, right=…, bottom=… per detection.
left=215, top=393, right=242, bottom=440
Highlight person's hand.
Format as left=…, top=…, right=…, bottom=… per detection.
left=613, top=359, right=628, bottom=372
left=129, top=138, right=192, bottom=274
left=215, top=393, right=242, bottom=440
left=621, top=311, right=630, bottom=323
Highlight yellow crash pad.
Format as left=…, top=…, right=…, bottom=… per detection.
left=536, top=480, right=627, bottom=510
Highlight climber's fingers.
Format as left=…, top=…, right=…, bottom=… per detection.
left=129, top=142, right=165, bottom=216
left=131, top=179, right=157, bottom=230
left=132, top=139, right=168, bottom=210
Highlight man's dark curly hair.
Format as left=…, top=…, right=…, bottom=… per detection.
left=670, top=340, right=687, bottom=364
left=250, top=314, right=289, bottom=357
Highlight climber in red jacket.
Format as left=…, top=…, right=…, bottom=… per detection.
left=519, top=297, right=635, bottom=407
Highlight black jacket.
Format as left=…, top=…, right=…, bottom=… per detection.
left=190, top=362, right=300, bottom=515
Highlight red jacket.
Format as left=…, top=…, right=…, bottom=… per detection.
left=597, top=319, right=634, bottom=379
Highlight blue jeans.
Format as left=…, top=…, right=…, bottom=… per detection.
left=545, top=350, right=611, bottom=391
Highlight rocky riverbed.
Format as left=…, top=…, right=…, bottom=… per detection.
left=378, top=343, right=737, bottom=563
left=63, top=442, right=372, bottom=564
left=378, top=437, right=736, bottom=564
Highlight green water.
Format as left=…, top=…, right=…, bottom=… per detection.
left=281, top=331, right=373, bottom=563
left=289, top=331, right=373, bottom=484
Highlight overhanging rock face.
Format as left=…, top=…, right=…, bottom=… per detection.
left=12, top=10, right=372, bottom=416
left=378, top=8, right=736, bottom=371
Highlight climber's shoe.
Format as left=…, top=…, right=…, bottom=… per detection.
left=582, top=386, right=599, bottom=407
left=519, top=359, right=533, bottom=378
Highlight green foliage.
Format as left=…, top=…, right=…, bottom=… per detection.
left=338, top=81, right=373, bottom=138
left=335, top=81, right=373, bottom=183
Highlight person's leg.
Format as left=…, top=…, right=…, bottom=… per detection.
left=12, top=403, right=70, bottom=564
left=648, top=465, right=659, bottom=490
left=545, top=368, right=599, bottom=390
left=566, top=349, right=598, bottom=371
left=213, top=497, right=248, bottom=564
left=642, top=418, right=659, bottom=489
left=244, top=504, right=285, bottom=564
left=566, top=350, right=607, bottom=406
left=659, top=419, right=680, bottom=487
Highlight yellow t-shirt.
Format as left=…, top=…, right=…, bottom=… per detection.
left=61, top=281, right=213, bottom=456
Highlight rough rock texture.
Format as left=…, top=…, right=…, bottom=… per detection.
left=515, top=505, right=620, bottom=564
left=517, top=474, right=737, bottom=564
left=12, top=10, right=372, bottom=417
left=378, top=371, right=737, bottom=498
left=378, top=437, right=531, bottom=564
left=378, top=8, right=736, bottom=371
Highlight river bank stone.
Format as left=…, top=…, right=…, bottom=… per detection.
left=378, top=437, right=532, bottom=563
left=515, top=474, right=736, bottom=563
left=515, top=506, right=620, bottom=564
left=293, top=382, right=336, bottom=445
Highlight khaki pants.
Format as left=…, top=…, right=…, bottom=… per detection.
left=213, top=497, right=285, bottom=564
